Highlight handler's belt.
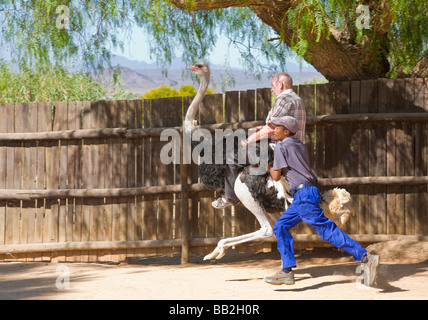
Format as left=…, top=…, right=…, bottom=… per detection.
left=291, top=182, right=318, bottom=196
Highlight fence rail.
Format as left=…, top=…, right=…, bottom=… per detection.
left=0, top=78, right=427, bottom=262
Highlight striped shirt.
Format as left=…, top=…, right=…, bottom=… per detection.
left=266, top=89, right=306, bottom=143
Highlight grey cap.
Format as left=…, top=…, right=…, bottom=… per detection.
left=271, top=116, right=298, bottom=133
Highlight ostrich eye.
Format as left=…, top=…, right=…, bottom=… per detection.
left=195, top=64, right=203, bottom=68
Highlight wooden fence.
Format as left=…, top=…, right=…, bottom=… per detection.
left=0, top=78, right=427, bottom=263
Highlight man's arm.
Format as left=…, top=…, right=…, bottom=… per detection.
left=241, top=125, right=275, bottom=146
left=267, top=164, right=282, bottom=181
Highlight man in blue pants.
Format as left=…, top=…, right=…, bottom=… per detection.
left=264, top=115, right=379, bottom=286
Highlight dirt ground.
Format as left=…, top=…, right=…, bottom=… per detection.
left=0, top=239, right=428, bottom=300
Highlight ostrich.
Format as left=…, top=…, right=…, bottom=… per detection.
left=184, top=62, right=354, bottom=260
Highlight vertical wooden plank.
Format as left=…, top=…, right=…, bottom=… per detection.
left=240, top=89, right=256, bottom=122
left=36, top=102, right=52, bottom=261
left=386, top=121, right=396, bottom=235
left=299, top=84, right=315, bottom=168
left=385, top=80, right=401, bottom=235
left=80, top=100, right=92, bottom=261
left=375, top=79, right=388, bottom=234
left=404, top=122, right=415, bottom=235
left=358, top=81, right=373, bottom=235
left=299, top=84, right=315, bottom=117
left=360, top=80, right=378, bottom=113
left=45, top=102, right=60, bottom=262
left=157, top=97, right=181, bottom=256
left=201, top=94, right=223, bottom=125
left=150, top=98, right=163, bottom=257
left=13, top=103, right=28, bottom=260
left=53, top=101, right=68, bottom=261
left=316, top=83, right=333, bottom=115
left=65, top=101, right=81, bottom=262
left=116, top=100, right=129, bottom=261
left=12, top=104, right=25, bottom=254
left=403, top=79, right=416, bottom=235
left=415, top=121, right=427, bottom=235
left=142, top=99, right=157, bottom=256
left=125, top=100, right=137, bottom=258
left=4, top=103, right=16, bottom=253
left=347, top=81, right=360, bottom=234
left=392, top=80, right=405, bottom=235
left=23, top=103, right=38, bottom=260
left=172, top=98, right=183, bottom=253
left=256, top=88, right=271, bottom=121
left=134, top=100, right=145, bottom=257
left=102, top=100, right=116, bottom=261
left=0, top=104, right=7, bottom=250
left=135, top=100, right=144, bottom=188
left=225, top=91, right=239, bottom=123
left=94, top=100, right=109, bottom=261
left=360, top=80, right=377, bottom=234
left=106, top=100, right=123, bottom=261
left=414, top=78, right=427, bottom=233
left=91, top=101, right=104, bottom=245
left=395, top=123, right=405, bottom=234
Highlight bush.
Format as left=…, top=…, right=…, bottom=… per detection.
left=0, top=61, right=133, bottom=103
left=142, top=84, right=214, bottom=99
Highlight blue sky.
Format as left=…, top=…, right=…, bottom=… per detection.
left=111, top=26, right=316, bottom=71
left=111, top=28, right=249, bottom=68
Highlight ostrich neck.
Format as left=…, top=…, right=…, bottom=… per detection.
left=184, top=74, right=209, bottom=127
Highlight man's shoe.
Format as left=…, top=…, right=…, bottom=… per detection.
left=362, top=254, right=380, bottom=287
left=264, top=270, right=295, bottom=285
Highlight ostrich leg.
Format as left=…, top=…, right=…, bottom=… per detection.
left=204, top=176, right=276, bottom=260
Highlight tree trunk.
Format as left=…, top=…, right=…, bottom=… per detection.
left=410, top=51, right=428, bottom=78
left=172, top=0, right=392, bottom=81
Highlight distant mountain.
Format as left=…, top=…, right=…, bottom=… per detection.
left=100, top=55, right=326, bottom=96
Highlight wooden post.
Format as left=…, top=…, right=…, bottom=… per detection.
left=180, top=132, right=190, bottom=264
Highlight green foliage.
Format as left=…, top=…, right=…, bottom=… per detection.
left=0, top=0, right=426, bottom=79
left=0, top=60, right=133, bottom=103
left=142, top=84, right=214, bottom=99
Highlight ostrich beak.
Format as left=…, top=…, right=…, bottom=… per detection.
left=186, top=65, right=199, bottom=71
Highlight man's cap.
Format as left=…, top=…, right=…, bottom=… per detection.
left=271, top=116, right=298, bottom=133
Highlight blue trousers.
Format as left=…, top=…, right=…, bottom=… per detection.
left=273, top=186, right=367, bottom=269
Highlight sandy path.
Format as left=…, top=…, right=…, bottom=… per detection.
left=0, top=240, right=427, bottom=300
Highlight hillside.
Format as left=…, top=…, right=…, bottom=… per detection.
left=103, top=56, right=326, bottom=96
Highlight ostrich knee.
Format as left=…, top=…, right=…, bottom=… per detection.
left=262, top=225, right=274, bottom=238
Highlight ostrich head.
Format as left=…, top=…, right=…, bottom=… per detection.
left=184, top=62, right=211, bottom=128
left=186, top=61, right=210, bottom=78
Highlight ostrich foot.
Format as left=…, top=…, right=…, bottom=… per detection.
left=203, top=244, right=228, bottom=261
left=203, top=227, right=273, bottom=261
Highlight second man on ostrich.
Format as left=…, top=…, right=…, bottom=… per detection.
left=212, top=72, right=306, bottom=209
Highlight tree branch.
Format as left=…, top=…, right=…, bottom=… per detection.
left=170, top=0, right=393, bottom=81
left=171, top=0, right=251, bottom=11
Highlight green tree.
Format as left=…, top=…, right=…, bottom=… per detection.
left=0, top=1, right=426, bottom=81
